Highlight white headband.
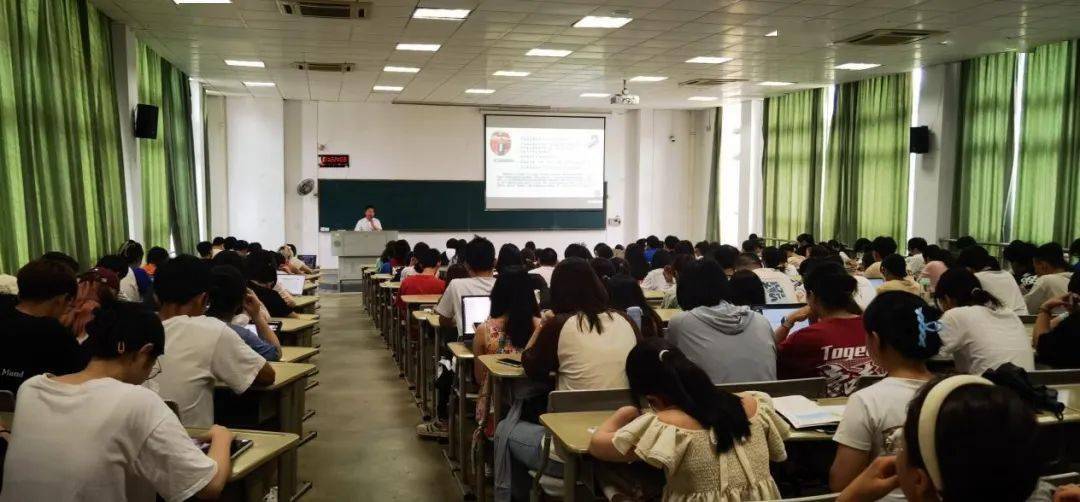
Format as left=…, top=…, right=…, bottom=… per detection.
left=917, top=375, right=993, bottom=492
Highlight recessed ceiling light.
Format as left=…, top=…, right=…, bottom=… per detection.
left=225, top=59, right=264, bottom=68
left=688, top=96, right=718, bottom=101
left=466, top=88, right=496, bottom=94
left=835, top=62, right=881, bottom=70
left=765, top=30, right=779, bottom=37
left=686, top=56, right=733, bottom=64
left=243, top=81, right=275, bottom=87
left=573, top=16, right=633, bottom=28
left=580, top=92, right=611, bottom=98
left=173, top=0, right=231, bottom=3
left=526, top=48, right=572, bottom=57
left=396, top=43, right=441, bottom=52
left=373, top=85, right=404, bottom=92
left=412, top=7, right=470, bottom=20
left=493, top=70, right=530, bottom=77
left=384, top=66, right=420, bottom=73
left=629, top=75, right=667, bottom=82
left=759, top=81, right=794, bottom=86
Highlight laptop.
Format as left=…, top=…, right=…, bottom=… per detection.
left=867, top=278, right=885, bottom=289
left=461, top=295, right=492, bottom=337
left=298, top=254, right=317, bottom=268
left=243, top=321, right=283, bottom=337
left=753, top=303, right=810, bottom=332
left=276, top=274, right=306, bottom=295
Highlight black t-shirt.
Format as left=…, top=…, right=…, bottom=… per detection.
left=1036, top=314, right=1080, bottom=368
left=250, top=282, right=294, bottom=318
left=0, top=306, right=89, bottom=394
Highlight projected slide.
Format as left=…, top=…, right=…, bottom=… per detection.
left=484, top=115, right=605, bottom=210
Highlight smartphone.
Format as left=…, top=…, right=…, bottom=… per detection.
left=498, top=357, right=522, bottom=367
left=192, top=438, right=254, bottom=459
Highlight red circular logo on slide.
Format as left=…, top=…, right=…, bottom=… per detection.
left=490, top=131, right=512, bottom=156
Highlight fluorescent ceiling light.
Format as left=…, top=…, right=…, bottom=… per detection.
left=580, top=93, right=611, bottom=98
left=835, top=62, right=881, bottom=70
left=493, top=70, right=530, bottom=77
left=759, top=81, right=794, bottom=86
left=466, top=88, right=495, bottom=94
left=688, top=96, right=718, bottom=101
left=225, top=59, right=264, bottom=68
left=765, top=30, right=779, bottom=37
left=526, top=48, right=572, bottom=57
left=686, top=56, right=732, bottom=64
left=573, top=16, right=632, bottom=28
left=173, top=0, right=231, bottom=3
left=629, top=75, right=667, bottom=82
left=373, top=85, right=404, bottom=92
left=384, top=66, right=420, bottom=73
left=396, top=43, right=441, bottom=52
left=243, top=81, right=275, bottom=87
left=413, top=8, right=470, bottom=20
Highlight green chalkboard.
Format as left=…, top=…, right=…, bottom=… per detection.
left=318, top=180, right=605, bottom=231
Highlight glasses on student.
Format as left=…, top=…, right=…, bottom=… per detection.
left=147, top=360, right=162, bottom=380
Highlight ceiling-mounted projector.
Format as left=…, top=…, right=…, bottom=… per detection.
left=610, top=79, right=640, bottom=105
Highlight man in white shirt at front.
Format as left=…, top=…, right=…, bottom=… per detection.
left=153, top=255, right=276, bottom=427
left=354, top=204, right=383, bottom=232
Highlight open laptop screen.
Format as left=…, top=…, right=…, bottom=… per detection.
left=244, top=321, right=282, bottom=337
left=867, top=278, right=885, bottom=289
left=276, top=274, right=306, bottom=295
left=461, top=295, right=492, bottom=337
left=753, top=303, right=810, bottom=333
left=298, top=254, right=317, bottom=268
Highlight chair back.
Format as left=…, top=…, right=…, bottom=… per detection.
left=547, top=388, right=635, bottom=413
left=716, top=377, right=828, bottom=399
left=1029, top=369, right=1080, bottom=387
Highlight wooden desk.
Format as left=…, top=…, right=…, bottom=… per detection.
left=447, top=341, right=475, bottom=469
left=654, top=308, right=679, bottom=324
left=303, top=281, right=318, bottom=294
left=642, top=290, right=665, bottom=303
left=477, top=354, right=524, bottom=425
left=292, top=295, right=319, bottom=314
left=402, top=295, right=442, bottom=412
left=280, top=346, right=319, bottom=364
left=305, top=273, right=321, bottom=281
left=274, top=317, right=319, bottom=347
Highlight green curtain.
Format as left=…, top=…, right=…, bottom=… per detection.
left=705, top=107, right=722, bottom=241
left=822, top=73, right=911, bottom=244
left=953, top=52, right=1017, bottom=243
left=762, top=88, right=823, bottom=241
left=1015, top=39, right=1080, bottom=244
left=0, top=0, right=127, bottom=273
left=137, top=42, right=199, bottom=253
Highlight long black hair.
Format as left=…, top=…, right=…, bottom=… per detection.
left=625, top=243, right=649, bottom=281
left=933, top=268, right=1002, bottom=309
left=626, top=338, right=750, bottom=453
left=803, top=261, right=860, bottom=314
left=488, top=267, right=539, bottom=349
left=863, top=291, right=943, bottom=361
left=606, top=274, right=663, bottom=338
left=550, top=257, right=610, bottom=334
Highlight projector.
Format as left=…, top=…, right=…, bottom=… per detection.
left=610, top=93, right=640, bottom=105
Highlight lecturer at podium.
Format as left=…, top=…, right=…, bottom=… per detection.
left=354, top=204, right=383, bottom=232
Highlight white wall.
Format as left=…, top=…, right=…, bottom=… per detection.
left=110, top=22, right=141, bottom=242
left=205, top=95, right=229, bottom=239
left=909, top=63, right=961, bottom=243
left=225, top=97, right=285, bottom=246
left=626, top=109, right=701, bottom=241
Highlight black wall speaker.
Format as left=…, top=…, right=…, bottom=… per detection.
left=133, top=104, right=159, bottom=139
left=910, top=126, right=930, bottom=154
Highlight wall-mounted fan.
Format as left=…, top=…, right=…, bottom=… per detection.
left=297, top=178, right=316, bottom=196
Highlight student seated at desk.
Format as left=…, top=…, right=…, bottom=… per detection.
left=119, top=240, right=153, bottom=303
left=933, top=269, right=1034, bottom=375
left=606, top=273, right=664, bottom=339
left=395, top=249, right=445, bottom=311
left=727, top=270, right=767, bottom=307
left=641, top=249, right=675, bottom=292
left=829, top=291, right=940, bottom=494
left=399, top=242, right=430, bottom=281
left=755, top=247, right=800, bottom=304
left=155, top=256, right=275, bottom=427
left=281, top=243, right=313, bottom=275
left=0, top=260, right=87, bottom=394
left=775, top=261, right=882, bottom=397
left=530, top=248, right=557, bottom=286
left=1004, top=240, right=1039, bottom=293
left=667, top=259, right=777, bottom=384
left=957, top=246, right=1028, bottom=316
left=837, top=375, right=1041, bottom=502
left=208, top=266, right=281, bottom=362
left=197, top=241, right=213, bottom=259
left=625, top=243, right=650, bottom=282
left=564, top=242, right=593, bottom=260
left=0, top=302, right=233, bottom=502
left=1032, top=274, right=1080, bottom=368
left=143, top=246, right=169, bottom=278
left=246, top=251, right=298, bottom=319
left=1025, top=243, right=1074, bottom=314
left=589, top=339, right=790, bottom=502
left=876, top=254, right=927, bottom=299
left=211, top=251, right=270, bottom=325
left=434, top=237, right=496, bottom=340
left=863, top=236, right=897, bottom=280
left=270, top=252, right=298, bottom=308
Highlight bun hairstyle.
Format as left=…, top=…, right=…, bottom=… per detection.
left=625, top=338, right=750, bottom=454
left=85, top=302, right=165, bottom=359
left=903, top=376, right=1040, bottom=501
left=802, top=261, right=860, bottom=313
left=863, top=291, right=943, bottom=360
left=933, top=268, right=1002, bottom=309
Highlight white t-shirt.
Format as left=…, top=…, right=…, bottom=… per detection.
left=976, top=270, right=1028, bottom=316
left=119, top=267, right=142, bottom=303
left=906, top=254, right=926, bottom=278
left=1024, top=272, right=1073, bottom=314
left=0, top=375, right=217, bottom=502
left=399, top=265, right=419, bottom=281
left=434, top=276, right=496, bottom=338
left=753, top=268, right=800, bottom=304
left=853, top=275, right=877, bottom=311
left=288, top=256, right=308, bottom=271
left=157, top=315, right=268, bottom=427
left=938, top=305, right=1035, bottom=375
left=833, top=377, right=926, bottom=457
left=555, top=312, right=637, bottom=391
left=353, top=217, right=382, bottom=232
left=640, top=268, right=674, bottom=292
left=529, top=265, right=555, bottom=287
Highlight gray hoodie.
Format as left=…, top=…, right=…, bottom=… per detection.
left=666, top=302, right=777, bottom=384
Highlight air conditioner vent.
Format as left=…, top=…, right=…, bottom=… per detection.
left=277, top=0, right=370, bottom=19
left=296, top=62, right=355, bottom=72
left=839, top=29, right=944, bottom=46
left=679, top=78, right=746, bottom=87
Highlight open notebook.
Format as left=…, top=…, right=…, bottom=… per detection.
left=772, top=395, right=845, bottom=429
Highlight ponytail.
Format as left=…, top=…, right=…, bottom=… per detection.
left=626, top=339, right=750, bottom=453
left=934, top=268, right=1002, bottom=309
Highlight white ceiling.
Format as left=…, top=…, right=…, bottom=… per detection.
left=89, top=0, right=1080, bottom=109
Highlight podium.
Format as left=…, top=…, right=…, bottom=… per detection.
left=331, top=230, right=399, bottom=283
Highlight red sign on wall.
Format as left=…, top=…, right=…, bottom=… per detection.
left=318, top=154, right=349, bottom=168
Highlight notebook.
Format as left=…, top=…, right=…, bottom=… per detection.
left=772, top=395, right=845, bottom=429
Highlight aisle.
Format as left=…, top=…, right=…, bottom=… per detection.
left=299, top=293, right=459, bottom=501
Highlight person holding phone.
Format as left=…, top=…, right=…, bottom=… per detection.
left=0, top=302, right=233, bottom=502
left=1032, top=274, right=1080, bottom=367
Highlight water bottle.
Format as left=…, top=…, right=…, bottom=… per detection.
left=627, top=306, right=643, bottom=330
